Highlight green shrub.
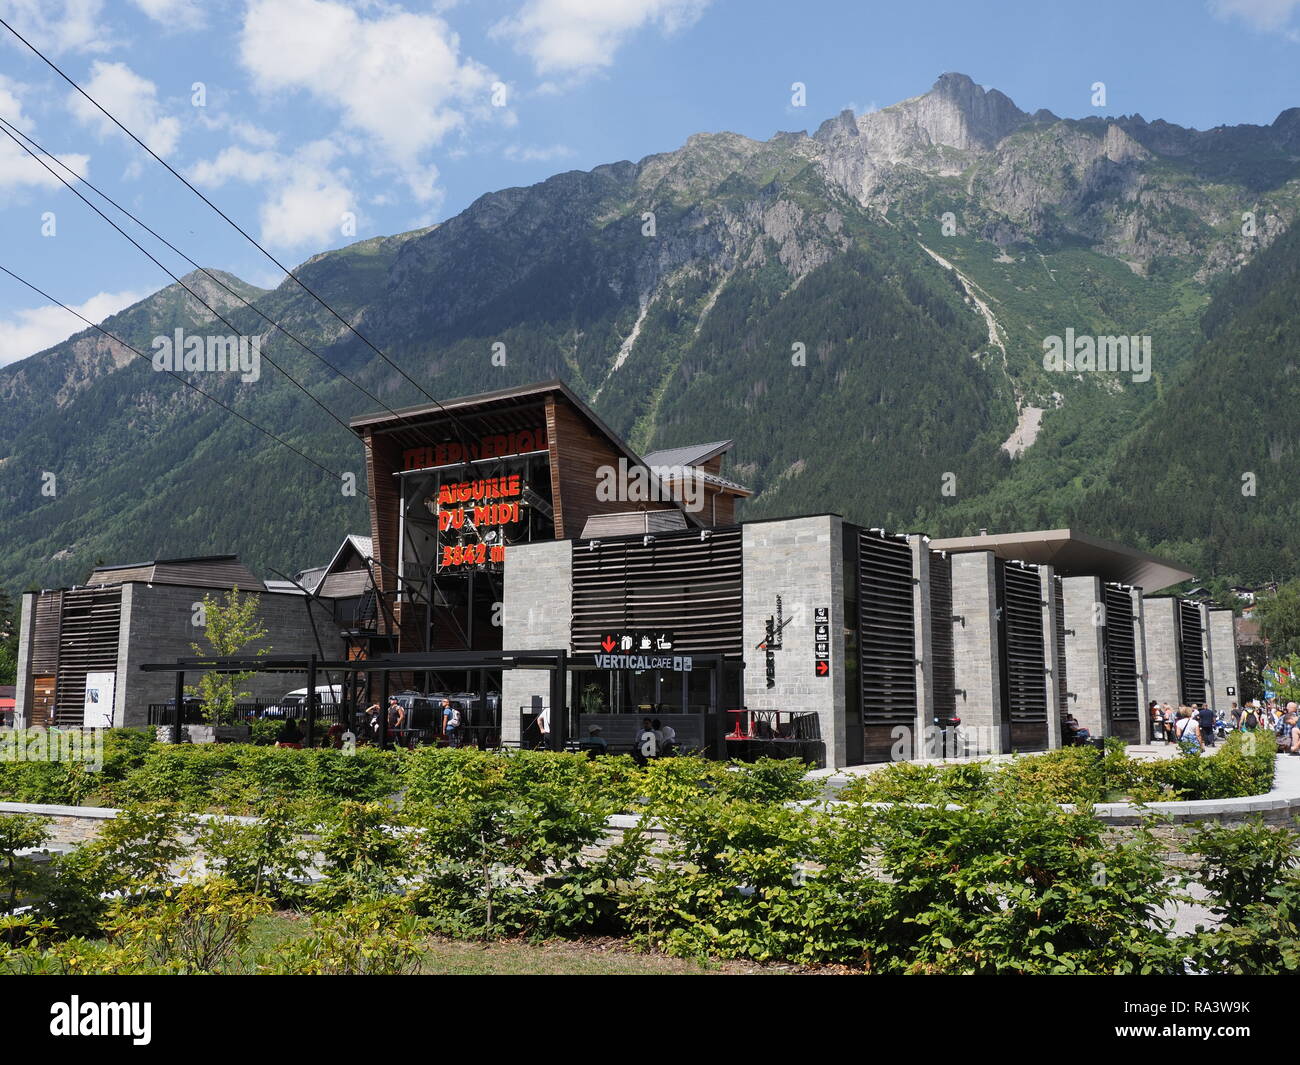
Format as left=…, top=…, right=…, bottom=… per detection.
left=1184, top=819, right=1300, bottom=974
left=626, top=796, right=883, bottom=965
left=864, top=801, right=1183, bottom=974
left=260, top=899, right=425, bottom=975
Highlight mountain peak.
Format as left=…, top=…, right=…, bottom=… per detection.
left=921, top=72, right=1028, bottom=147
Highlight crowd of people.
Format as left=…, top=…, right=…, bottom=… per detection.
left=1147, top=698, right=1300, bottom=754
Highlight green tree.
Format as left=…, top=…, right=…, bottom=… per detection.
left=187, top=587, right=269, bottom=726
left=0, top=590, right=19, bottom=687
left=1256, top=581, right=1300, bottom=659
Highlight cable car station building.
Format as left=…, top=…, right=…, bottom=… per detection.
left=348, top=381, right=1239, bottom=769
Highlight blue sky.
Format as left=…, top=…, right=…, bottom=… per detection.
left=1, top=0, right=1298, bottom=366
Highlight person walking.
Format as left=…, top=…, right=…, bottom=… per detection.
left=1162, top=703, right=1177, bottom=744
left=1197, top=702, right=1216, bottom=747
left=1149, top=701, right=1163, bottom=743
left=1176, top=706, right=1201, bottom=752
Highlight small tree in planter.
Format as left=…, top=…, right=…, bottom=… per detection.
left=187, top=587, right=269, bottom=736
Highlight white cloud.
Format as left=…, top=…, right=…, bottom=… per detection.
left=190, top=139, right=359, bottom=250
left=0, top=0, right=111, bottom=55
left=0, top=75, right=91, bottom=192
left=0, top=288, right=147, bottom=367
left=67, top=61, right=182, bottom=156
left=1208, top=0, right=1300, bottom=33
left=128, top=0, right=205, bottom=30
left=238, top=0, right=497, bottom=201
left=503, top=143, right=576, bottom=162
left=492, top=0, right=711, bottom=79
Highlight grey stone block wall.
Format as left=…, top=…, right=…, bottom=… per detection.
left=1206, top=609, right=1240, bottom=713
left=1132, top=589, right=1152, bottom=743
left=13, top=592, right=35, bottom=727
left=116, top=584, right=342, bottom=727
left=1144, top=597, right=1181, bottom=708
left=1039, top=567, right=1063, bottom=749
left=950, top=552, right=1003, bottom=753
left=741, top=516, right=846, bottom=768
left=1061, top=576, right=1105, bottom=736
left=910, top=536, right=934, bottom=742
left=500, top=539, right=573, bottom=745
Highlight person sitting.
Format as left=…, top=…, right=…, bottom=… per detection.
left=578, top=725, right=608, bottom=759
left=632, top=717, right=658, bottom=766
left=276, top=718, right=304, bottom=748
left=655, top=718, right=677, bottom=756
left=1286, top=713, right=1300, bottom=757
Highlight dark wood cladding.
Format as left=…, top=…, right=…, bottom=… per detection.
left=1104, top=583, right=1140, bottom=740
left=363, top=428, right=404, bottom=630
left=31, top=591, right=63, bottom=674
left=1177, top=598, right=1206, bottom=708
left=52, top=586, right=122, bottom=726
left=571, top=527, right=742, bottom=655
left=546, top=396, right=678, bottom=539
left=928, top=553, right=955, bottom=720
left=858, top=531, right=916, bottom=732
left=999, top=561, right=1048, bottom=750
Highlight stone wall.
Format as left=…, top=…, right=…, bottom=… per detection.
left=116, top=585, right=342, bottom=727
left=950, top=552, right=1002, bottom=752
left=499, top=539, right=573, bottom=745
left=741, top=516, right=846, bottom=768
left=1143, top=597, right=1181, bottom=708
left=1061, top=576, right=1106, bottom=735
left=1206, top=609, right=1240, bottom=714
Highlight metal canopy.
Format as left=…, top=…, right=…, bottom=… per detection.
left=140, top=650, right=571, bottom=751
left=139, top=650, right=569, bottom=674
left=929, top=528, right=1192, bottom=593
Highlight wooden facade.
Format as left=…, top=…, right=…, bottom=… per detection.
left=350, top=380, right=750, bottom=655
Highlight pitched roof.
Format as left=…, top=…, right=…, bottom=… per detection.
left=642, top=440, right=733, bottom=469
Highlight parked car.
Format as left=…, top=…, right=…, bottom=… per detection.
left=260, top=685, right=342, bottom=719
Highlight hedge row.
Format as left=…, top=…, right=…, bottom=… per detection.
left=840, top=733, right=1277, bottom=806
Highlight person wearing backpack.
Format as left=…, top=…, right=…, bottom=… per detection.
left=440, top=698, right=462, bottom=748
left=1241, top=704, right=1259, bottom=732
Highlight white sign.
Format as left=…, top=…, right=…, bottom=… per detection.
left=82, top=672, right=116, bottom=728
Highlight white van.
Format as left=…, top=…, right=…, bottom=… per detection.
left=262, top=685, right=342, bottom=719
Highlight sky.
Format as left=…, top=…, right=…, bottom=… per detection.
left=0, top=0, right=1298, bottom=367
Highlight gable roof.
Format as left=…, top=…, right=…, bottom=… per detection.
left=642, top=440, right=733, bottom=469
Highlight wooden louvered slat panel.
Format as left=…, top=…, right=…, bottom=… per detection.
left=1000, top=561, right=1048, bottom=750
left=928, top=553, right=956, bottom=719
left=571, top=527, right=743, bottom=655
left=1177, top=599, right=1206, bottom=707
left=859, top=531, right=916, bottom=732
left=1105, top=584, right=1140, bottom=740
left=1054, top=575, right=1069, bottom=718
left=31, top=591, right=63, bottom=673
left=52, top=586, right=122, bottom=727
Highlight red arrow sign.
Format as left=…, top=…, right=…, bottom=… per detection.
left=601, top=635, right=617, bottom=652
left=815, top=661, right=829, bottom=677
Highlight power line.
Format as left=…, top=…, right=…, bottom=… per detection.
left=0, top=13, right=485, bottom=442
left=0, top=122, right=369, bottom=444
left=0, top=262, right=376, bottom=507
left=0, top=112, right=484, bottom=465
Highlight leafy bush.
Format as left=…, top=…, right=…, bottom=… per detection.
left=1184, top=818, right=1300, bottom=974
left=864, top=801, right=1183, bottom=974
left=103, top=876, right=270, bottom=974
left=260, top=899, right=425, bottom=975
left=625, top=796, right=882, bottom=965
